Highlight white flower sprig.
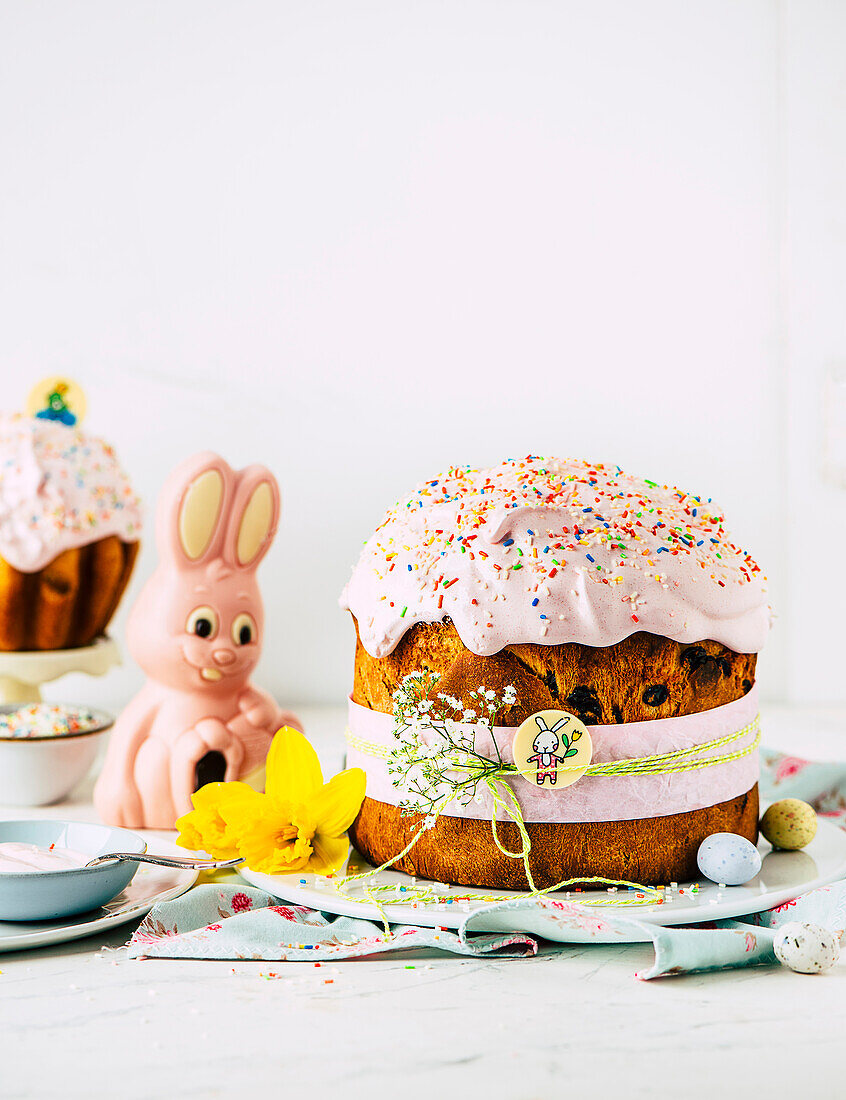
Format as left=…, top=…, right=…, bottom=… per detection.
left=387, top=670, right=517, bottom=827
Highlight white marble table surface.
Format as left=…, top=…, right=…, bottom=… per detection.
left=2, top=704, right=846, bottom=1100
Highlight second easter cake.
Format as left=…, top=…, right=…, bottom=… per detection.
left=0, top=413, right=141, bottom=650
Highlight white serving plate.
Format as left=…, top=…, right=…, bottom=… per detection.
left=240, top=818, right=846, bottom=943
left=0, top=838, right=197, bottom=953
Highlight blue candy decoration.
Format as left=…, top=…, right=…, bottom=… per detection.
left=696, top=832, right=762, bottom=886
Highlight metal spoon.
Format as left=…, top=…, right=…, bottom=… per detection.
left=85, top=852, right=244, bottom=870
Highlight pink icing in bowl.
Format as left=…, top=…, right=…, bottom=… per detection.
left=0, top=820, right=146, bottom=920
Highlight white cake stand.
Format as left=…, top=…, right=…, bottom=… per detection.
left=0, top=635, right=121, bottom=703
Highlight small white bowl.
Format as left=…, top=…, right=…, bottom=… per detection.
left=0, top=706, right=113, bottom=806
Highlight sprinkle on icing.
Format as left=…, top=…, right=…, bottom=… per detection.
left=341, top=456, right=770, bottom=658
left=0, top=413, right=142, bottom=572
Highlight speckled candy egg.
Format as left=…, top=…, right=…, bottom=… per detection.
left=774, top=922, right=840, bottom=974
left=696, top=832, right=762, bottom=886
left=760, top=799, right=818, bottom=851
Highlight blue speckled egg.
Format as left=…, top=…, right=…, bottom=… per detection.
left=697, top=832, right=762, bottom=886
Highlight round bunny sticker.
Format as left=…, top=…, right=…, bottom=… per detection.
left=512, top=709, right=593, bottom=790
left=26, top=376, right=86, bottom=426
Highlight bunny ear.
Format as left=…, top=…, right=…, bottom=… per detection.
left=534, top=716, right=549, bottom=733
left=156, top=452, right=233, bottom=566
left=223, top=466, right=280, bottom=570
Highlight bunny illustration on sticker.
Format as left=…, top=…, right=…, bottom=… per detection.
left=527, top=716, right=570, bottom=786
left=512, top=709, right=593, bottom=790
left=94, top=452, right=301, bottom=829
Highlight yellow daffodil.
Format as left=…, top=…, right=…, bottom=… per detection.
left=175, top=781, right=261, bottom=859
left=175, top=727, right=366, bottom=877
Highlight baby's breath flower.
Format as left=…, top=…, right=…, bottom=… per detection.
left=388, top=670, right=517, bottom=820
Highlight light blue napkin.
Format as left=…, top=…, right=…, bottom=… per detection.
left=127, top=885, right=539, bottom=960
left=125, top=748, right=846, bottom=977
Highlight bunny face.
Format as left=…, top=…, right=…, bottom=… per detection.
left=126, top=452, right=279, bottom=693
left=129, top=565, right=265, bottom=690
left=532, top=729, right=559, bottom=755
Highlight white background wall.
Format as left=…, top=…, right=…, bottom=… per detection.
left=0, top=1, right=843, bottom=711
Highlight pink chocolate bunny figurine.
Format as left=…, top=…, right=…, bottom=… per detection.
left=95, top=451, right=300, bottom=829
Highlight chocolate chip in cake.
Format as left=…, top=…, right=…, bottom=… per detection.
left=642, top=684, right=669, bottom=707
left=681, top=645, right=709, bottom=672
left=742, top=678, right=753, bottom=694
left=681, top=645, right=729, bottom=689
left=542, top=668, right=560, bottom=701
left=564, top=686, right=604, bottom=724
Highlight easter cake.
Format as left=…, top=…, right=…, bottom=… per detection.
left=0, top=413, right=141, bottom=650
left=341, top=457, right=769, bottom=889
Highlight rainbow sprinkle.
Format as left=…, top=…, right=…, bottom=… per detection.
left=342, top=456, right=769, bottom=658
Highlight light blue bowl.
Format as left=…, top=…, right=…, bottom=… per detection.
left=0, top=820, right=147, bottom=921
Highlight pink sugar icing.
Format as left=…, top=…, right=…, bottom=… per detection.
left=0, top=413, right=142, bottom=572
left=341, top=456, right=771, bottom=658
left=0, top=842, right=91, bottom=872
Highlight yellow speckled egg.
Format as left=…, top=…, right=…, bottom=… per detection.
left=760, top=799, right=818, bottom=850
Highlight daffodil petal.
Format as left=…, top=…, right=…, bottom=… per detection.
left=215, top=793, right=270, bottom=843
left=309, top=833, right=350, bottom=876
left=236, top=812, right=313, bottom=875
left=309, top=768, right=366, bottom=836
left=192, top=781, right=260, bottom=811
left=174, top=811, right=207, bottom=852
left=190, top=783, right=228, bottom=810
left=265, top=726, right=323, bottom=802
left=175, top=807, right=241, bottom=860
left=216, top=783, right=263, bottom=808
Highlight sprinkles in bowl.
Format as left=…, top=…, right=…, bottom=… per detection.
left=0, top=704, right=106, bottom=740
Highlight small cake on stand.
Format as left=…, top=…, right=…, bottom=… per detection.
left=0, top=379, right=142, bottom=703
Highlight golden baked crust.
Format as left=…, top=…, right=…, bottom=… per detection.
left=349, top=617, right=759, bottom=887
left=350, top=788, right=759, bottom=890
left=353, top=619, right=757, bottom=725
left=0, top=536, right=139, bottom=651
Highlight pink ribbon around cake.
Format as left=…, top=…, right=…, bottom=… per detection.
left=345, top=689, right=760, bottom=824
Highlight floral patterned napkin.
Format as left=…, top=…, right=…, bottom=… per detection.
left=127, top=885, right=539, bottom=961
left=125, top=748, right=846, bottom=977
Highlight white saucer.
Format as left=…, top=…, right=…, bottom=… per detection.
left=240, top=818, right=846, bottom=943
left=0, top=840, right=197, bottom=953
